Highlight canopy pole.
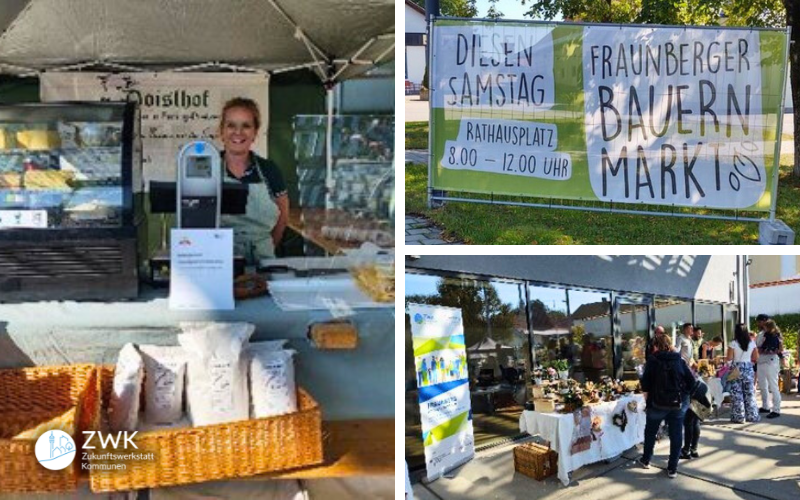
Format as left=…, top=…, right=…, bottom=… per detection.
left=325, top=83, right=335, bottom=211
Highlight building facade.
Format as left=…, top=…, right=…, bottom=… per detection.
left=405, top=0, right=426, bottom=84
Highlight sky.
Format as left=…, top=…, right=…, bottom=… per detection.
left=474, top=0, right=545, bottom=21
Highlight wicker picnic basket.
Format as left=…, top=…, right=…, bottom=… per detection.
left=0, top=364, right=101, bottom=493
left=88, top=366, right=323, bottom=492
left=513, top=441, right=558, bottom=481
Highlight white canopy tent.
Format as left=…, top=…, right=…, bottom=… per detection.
left=0, top=0, right=395, bottom=208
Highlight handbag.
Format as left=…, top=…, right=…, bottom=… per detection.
left=690, top=399, right=713, bottom=421
left=726, top=348, right=747, bottom=382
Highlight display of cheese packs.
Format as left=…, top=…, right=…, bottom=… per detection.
left=14, top=408, right=77, bottom=440
left=139, top=345, right=187, bottom=425
left=109, top=343, right=145, bottom=432
left=178, top=322, right=254, bottom=426
left=16, top=130, right=61, bottom=150
left=0, top=128, right=13, bottom=150
left=248, top=344, right=298, bottom=418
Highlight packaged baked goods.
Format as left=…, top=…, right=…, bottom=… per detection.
left=139, top=345, right=187, bottom=425
left=249, top=346, right=298, bottom=418
left=309, top=321, right=358, bottom=349
left=178, top=322, right=254, bottom=426
left=109, top=343, right=145, bottom=432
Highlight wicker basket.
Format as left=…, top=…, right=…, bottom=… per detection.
left=89, top=366, right=323, bottom=492
left=513, top=442, right=558, bottom=481
left=0, top=364, right=101, bottom=493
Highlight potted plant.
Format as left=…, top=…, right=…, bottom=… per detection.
left=551, top=359, right=569, bottom=380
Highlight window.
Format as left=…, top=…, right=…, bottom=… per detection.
left=695, top=302, right=724, bottom=360
left=569, top=290, right=612, bottom=382
left=527, top=285, right=570, bottom=373
left=654, top=298, right=692, bottom=341
left=406, top=33, right=425, bottom=46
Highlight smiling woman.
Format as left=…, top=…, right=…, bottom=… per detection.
left=218, top=97, right=289, bottom=263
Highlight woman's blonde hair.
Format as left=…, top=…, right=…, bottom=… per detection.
left=219, top=97, right=261, bottom=132
left=653, top=334, right=673, bottom=353
left=764, top=319, right=781, bottom=335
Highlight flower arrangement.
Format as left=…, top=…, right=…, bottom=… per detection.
left=550, top=359, right=569, bottom=372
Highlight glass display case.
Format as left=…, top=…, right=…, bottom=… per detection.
left=0, top=103, right=133, bottom=230
left=0, top=102, right=138, bottom=301
left=292, top=115, right=394, bottom=251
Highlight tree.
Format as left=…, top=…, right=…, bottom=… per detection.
left=522, top=0, right=800, bottom=177
left=486, top=0, right=504, bottom=19
left=406, top=279, right=520, bottom=346
left=410, top=0, right=478, bottom=18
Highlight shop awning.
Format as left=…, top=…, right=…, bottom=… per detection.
left=0, top=0, right=394, bottom=82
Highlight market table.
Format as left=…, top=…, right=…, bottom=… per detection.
left=0, top=258, right=394, bottom=496
left=519, top=394, right=646, bottom=486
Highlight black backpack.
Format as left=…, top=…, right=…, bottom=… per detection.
left=651, top=357, right=685, bottom=410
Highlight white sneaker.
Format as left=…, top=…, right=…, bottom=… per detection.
left=667, top=470, right=677, bottom=479
left=638, top=458, right=650, bottom=469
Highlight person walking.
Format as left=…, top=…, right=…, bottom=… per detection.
left=639, top=334, right=696, bottom=478
left=681, top=325, right=702, bottom=460
left=756, top=319, right=785, bottom=418
left=727, top=324, right=760, bottom=424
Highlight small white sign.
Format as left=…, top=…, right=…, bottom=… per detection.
left=169, top=229, right=234, bottom=310
left=0, top=210, right=48, bottom=229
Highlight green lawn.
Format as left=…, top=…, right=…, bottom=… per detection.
left=406, top=121, right=428, bottom=150
left=406, top=123, right=800, bottom=245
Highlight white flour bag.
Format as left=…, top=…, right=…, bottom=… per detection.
left=109, top=343, right=145, bottom=432
left=249, top=346, right=298, bottom=418
left=139, top=345, right=187, bottom=425
left=178, top=322, right=254, bottom=426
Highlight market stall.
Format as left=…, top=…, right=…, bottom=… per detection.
left=0, top=1, right=394, bottom=498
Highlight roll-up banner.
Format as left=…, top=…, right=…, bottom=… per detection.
left=430, top=20, right=789, bottom=212
left=409, top=303, right=475, bottom=482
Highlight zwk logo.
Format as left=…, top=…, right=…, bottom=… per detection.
left=35, top=430, right=76, bottom=470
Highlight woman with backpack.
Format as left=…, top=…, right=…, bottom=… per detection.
left=639, top=334, right=697, bottom=479
left=727, top=324, right=760, bottom=424
left=756, top=320, right=785, bottom=418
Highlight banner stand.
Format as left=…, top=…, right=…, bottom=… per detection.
left=409, top=303, right=475, bottom=483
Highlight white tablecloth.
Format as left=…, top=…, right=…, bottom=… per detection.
left=519, top=394, right=646, bottom=485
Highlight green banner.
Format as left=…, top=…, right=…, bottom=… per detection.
left=430, top=21, right=789, bottom=211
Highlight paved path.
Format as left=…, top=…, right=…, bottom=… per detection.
left=405, top=150, right=462, bottom=245
left=406, top=95, right=429, bottom=122
left=411, top=392, right=800, bottom=500
left=406, top=215, right=460, bottom=245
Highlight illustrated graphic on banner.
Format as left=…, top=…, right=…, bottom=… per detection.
left=41, top=73, right=269, bottom=189
left=430, top=21, right=788, bottom=211
left=409, top=303, right=475, bottom=482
